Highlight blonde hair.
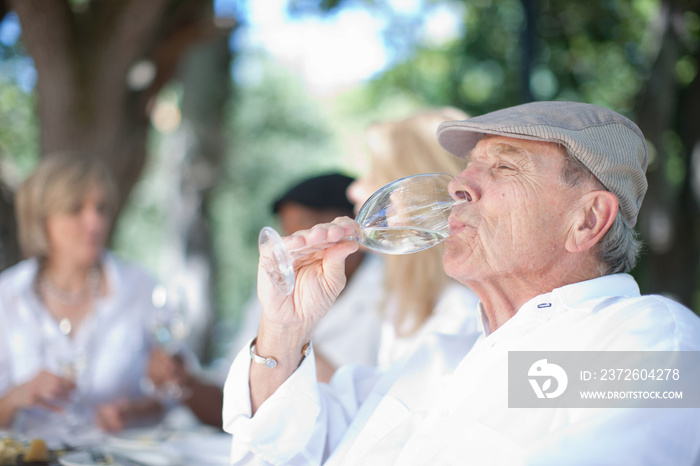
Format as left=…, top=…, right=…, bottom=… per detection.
left=15, top=152, right=118, bottom=259
left=366, top=107, right=469, bottom=336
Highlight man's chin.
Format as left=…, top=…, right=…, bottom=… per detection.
left=442, top=246, right=467, bottom=277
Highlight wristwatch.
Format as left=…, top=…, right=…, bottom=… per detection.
left=249, top=337, right=312, bottom=369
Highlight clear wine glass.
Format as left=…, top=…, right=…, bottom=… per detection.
left=142, top=284, right=191, bottom=400
left=16, top=333, right=91, bottom=443
left=259, top=172, right=465, bottom=295
left=56, top=345, right=91, bottom=436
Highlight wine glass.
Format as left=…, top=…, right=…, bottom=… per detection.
left=142, top=283, right=191, bottom=400
left=56, top=345, right=91, bottom=437
left=15, top=332, right=91, bottom=444
left=259, top=172, right=464, bottom=295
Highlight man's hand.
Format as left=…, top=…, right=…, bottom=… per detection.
left=258, top=217, right=359, bottom=329
left=95, top=398, right=163, bottom=432
left=95, top=399, right=131, bottom=432
left=251, top=217, right=360, bottom=412
left=147, top=348, right=188, bottom=388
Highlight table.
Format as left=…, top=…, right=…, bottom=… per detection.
left=1, top=407, right=231, bottom=465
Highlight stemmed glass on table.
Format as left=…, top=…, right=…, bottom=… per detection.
left=259, top=172, right=465, bottom=295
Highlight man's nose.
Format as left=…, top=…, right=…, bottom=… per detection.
left=449, top=174, right=475, bottom=203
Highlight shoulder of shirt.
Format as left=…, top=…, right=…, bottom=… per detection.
left=103, top=251, right=154, bottom=280
left=593, top=293, right=700, bottom=350
left=101, top=251, right=157, bottom=297
left=603, top=292, right=694, bottom=317
left=0, top=257, right=37, bottom=297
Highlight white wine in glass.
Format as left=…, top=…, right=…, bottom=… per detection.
left=142, top=284, right=191, bottom=400
left=259, top=172, right=465, bottom=295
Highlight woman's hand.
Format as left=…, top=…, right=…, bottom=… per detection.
left=0, top=371, right=75, bottom=427
left=17, top=370, right=75, bottom=411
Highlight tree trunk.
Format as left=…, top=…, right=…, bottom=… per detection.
left=5, top=0, right=223, bottom=265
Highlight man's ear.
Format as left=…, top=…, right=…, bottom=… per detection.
left=566, top=190, right=618, bottom=253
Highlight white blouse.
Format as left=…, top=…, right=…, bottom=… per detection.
left=0, top=252, right=157, bottom=409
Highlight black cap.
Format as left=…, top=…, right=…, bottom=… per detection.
left=273, top=173, right=355, bottom=215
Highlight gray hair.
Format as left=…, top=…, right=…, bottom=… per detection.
left=560, top=149, right=642, bottom=274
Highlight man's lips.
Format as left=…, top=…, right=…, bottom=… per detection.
left=448, top=216, right=466, bottom=236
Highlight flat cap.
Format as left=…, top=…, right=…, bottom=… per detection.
left=437, top=101, right=648, bottom=227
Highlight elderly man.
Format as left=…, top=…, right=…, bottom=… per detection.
left=223, top=102, right=700, bottom=465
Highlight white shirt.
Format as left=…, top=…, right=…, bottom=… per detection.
left=377, top=281, right=480, bottom=370
left=231, top=254, right=385, bottom=368
left=0, top=252, right=157, bottom=409
left=223, top=274, right=700, bottom=465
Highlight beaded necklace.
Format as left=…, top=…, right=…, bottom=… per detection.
left=35, top=265, right=100, bottom=335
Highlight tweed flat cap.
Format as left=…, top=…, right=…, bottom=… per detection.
left=437, top=101, right=648, bottom=227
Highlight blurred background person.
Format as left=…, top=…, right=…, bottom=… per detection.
left=347, top=107, right=481, bottom=370
left=148, top=172, right=384, bottom=426
left=0, top=152, right=163, bottom=441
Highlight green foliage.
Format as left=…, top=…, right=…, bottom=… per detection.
left=348, top=0, right=657, bottom=118
left=209, top=55, right=350, bottom=323
left=0, top=21, right=38, bottom=181
left=0, top=82, right=38, bottom=181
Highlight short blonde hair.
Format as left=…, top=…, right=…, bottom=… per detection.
left=366, top=107, right=469, bottom=336
left=15, top=152, right=118, bottom=259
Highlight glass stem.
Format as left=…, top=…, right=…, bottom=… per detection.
left=287, top=232, right=361, bottom=260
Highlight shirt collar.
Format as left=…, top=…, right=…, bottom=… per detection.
left=551, top=273, right=640, bottom=311
left=476, top=273, right=640, bottom=341
left=478, top=303, right=490, bottom=337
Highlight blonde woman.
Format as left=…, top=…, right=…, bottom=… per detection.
left=0, top=152, right=162, bottom=435
left=347, top=108, right=481, bottom=369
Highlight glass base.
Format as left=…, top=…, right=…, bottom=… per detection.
left=258, top=226, right=295, bottom=295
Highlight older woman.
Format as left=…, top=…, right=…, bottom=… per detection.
left=0, top=152, right=161, bottom=435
